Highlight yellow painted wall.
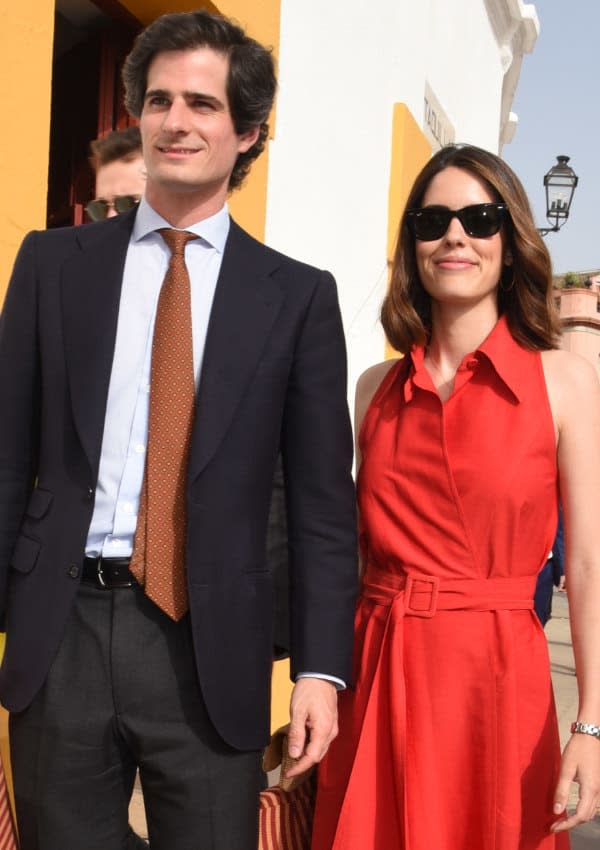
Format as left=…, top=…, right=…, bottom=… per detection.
left=385, top=104, right=431, bottom=358
left=0, top=0, right=55, bottom=302
left=387, top=103, right=431, bottom=265
left=123, top=0, right=279, bottom=46
left=270, top=658, right=292, bottom=732
left=218, top=0, right=279, bottom=241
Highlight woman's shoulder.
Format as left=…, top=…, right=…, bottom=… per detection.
left=357, top=359, right=401, bottom=394
left=541, top=348, right=599, bottom=391
left=355, top=359, right=402, bottom=433
left=541, top=348, right=600, bottom=425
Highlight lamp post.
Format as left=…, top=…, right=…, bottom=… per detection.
left=537, top=155, right=578, bottom=236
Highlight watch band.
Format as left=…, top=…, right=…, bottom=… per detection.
left=570, top=721, right=600, bottom=739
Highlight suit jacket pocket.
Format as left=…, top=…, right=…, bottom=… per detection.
left=26, top=488, right=53, bottom=519
left=10, top=534, right=41, bottom=574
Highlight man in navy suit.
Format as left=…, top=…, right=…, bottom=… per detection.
left=0, top=11, right=357, bottom=849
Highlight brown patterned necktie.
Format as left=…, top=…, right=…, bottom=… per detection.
left=130, top=228, right=198, bottom=620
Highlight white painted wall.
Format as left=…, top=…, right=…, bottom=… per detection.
left=265, top=0, right=538, bottom=409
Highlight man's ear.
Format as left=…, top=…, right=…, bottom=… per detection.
left=238, top=126, right=261, bottom=153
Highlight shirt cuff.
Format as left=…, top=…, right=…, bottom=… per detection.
left=296, top=672, right=346, bottom=691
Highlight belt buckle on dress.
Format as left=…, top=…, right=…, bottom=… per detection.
left=404, top=574, right=439, bottom=618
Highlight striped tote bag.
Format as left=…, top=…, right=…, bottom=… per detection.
left=0, top=757, right=17, bottom=850
left=259, top=772, right=316, bottom=850
left=259, top=726, right=316, bottom=850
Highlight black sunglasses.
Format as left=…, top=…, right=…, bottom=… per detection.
left=405, top=203, right=509, bottom=241
left=85, top=195, right=141, bottom=222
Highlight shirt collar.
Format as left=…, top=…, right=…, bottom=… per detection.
left=132, top=197, right=231, bottom=253
left=476, top=314, right=523, bottom=403
left=405, top=315, right=523, bottom=404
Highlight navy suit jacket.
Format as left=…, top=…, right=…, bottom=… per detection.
left=0, top=209, right=357, bottom=749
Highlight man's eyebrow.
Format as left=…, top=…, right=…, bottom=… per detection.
left=144, top=88, right=225, bottom=108
left=144, top=88, right=169, bottom=101
left=184, top=91, right=225, bottom=108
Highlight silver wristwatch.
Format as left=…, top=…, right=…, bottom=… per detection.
left=570, top=721, right=600, bottom=739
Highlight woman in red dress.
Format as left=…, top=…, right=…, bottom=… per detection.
left=312, top=145, right=600, bottom=849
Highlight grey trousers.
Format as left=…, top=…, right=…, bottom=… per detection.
left=10, top=582, right=262, bottom=850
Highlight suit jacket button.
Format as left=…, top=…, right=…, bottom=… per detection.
left=68, top=564, right=80, bottom=578
left=86, top=487, right=94, bottom=501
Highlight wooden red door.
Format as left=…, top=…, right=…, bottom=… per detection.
left=47, top=4, right=140, bottom=228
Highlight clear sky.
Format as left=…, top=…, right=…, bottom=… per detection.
left=502, top=0, right=600, bottom=275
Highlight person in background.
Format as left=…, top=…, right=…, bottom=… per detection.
left=86, top=126, right=146, bottom=221
left=312, top=144, right=600, bottom=850
left=2, top=10, right=357, bottom=850
left=535, top=509, right=566, bottom=627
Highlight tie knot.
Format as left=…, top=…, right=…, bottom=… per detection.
left=158, top=228, right=198, bottom=256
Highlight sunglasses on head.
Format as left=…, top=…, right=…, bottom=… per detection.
left=405, top=203, right=509, bottom=241
left=85, top=195, right=141, bottom=222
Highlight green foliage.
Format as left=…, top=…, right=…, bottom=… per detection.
left=563, top=272, right=581, bottom=288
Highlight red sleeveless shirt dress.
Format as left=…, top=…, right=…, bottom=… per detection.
left=312, top=317, right=569, bottom=850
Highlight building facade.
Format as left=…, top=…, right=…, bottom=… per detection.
left=1, top=0, right=539, bottom=391
left=267, top=0, right=539, bottom=394
left=555, top=271, right=600, bottom=375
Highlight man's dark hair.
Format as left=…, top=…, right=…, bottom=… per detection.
left=89, top=126, right=142, bottom=172
left=122, top=10, right=277, bottom=191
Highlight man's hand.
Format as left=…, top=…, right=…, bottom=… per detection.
left=285, top=678, right=338, bottom=779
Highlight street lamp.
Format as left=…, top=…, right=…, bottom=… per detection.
left=537, top=155, right=578, bottom=236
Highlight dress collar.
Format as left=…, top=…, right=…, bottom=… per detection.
left=405, top=315, right=523, bottom=404
left=476, top=315, right=523, bottom=403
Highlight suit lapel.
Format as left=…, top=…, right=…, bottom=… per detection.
left=61, top=211, right=135, bottom=476
left=62, top=214, right=283, bottom=481
left=189, top=221, right=284, bottom=479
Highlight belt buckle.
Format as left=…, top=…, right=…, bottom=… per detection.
left=405, top=574, right=439, bottom=618
left=96, top=558, right=108, bottom=589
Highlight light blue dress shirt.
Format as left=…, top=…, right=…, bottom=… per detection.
left=85, top=198, right=229, bottom=557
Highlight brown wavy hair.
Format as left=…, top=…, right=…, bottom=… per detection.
left=381, top=144, right=560, bottom=352
left=122, top=9, right=277, bottom=192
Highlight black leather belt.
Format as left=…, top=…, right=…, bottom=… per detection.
left=82, top=556, right=137, bottom=589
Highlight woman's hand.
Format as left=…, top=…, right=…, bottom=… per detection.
left=551, top=733, right=600, bottom=832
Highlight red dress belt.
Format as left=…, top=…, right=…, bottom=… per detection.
left=362, top=565, right=537, bottom=618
